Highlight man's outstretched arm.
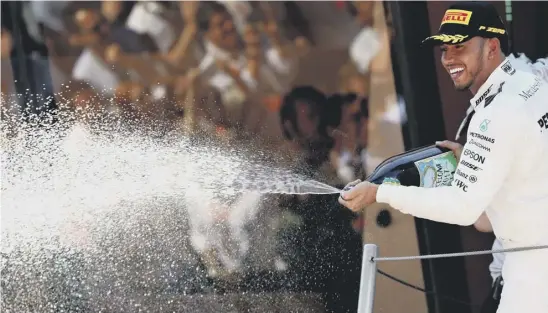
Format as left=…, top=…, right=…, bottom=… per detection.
left=371, top=102, right=525, bottom=226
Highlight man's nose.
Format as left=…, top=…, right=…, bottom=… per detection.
left=441, top=51, right=455, bottom=66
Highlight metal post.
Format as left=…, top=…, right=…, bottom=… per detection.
left=357, top=244, right=378, bottom=313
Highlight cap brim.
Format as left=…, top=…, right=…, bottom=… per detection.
left=421, top=33, right=472, bottom=47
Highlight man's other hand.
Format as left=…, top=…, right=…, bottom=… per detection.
left=436, top=140, right=463, bottom=162
left=338, top=179, right=379, bottom=212
left=474, top=212, right=493, bottom=233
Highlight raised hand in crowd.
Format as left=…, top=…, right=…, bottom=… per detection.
left=165, top=1, right=199, bottom=67
left=215, top=58, right=250, bottom=96
left=179, top=0, right=200, bottom=24
left=243, top=24, right=262, bottom=81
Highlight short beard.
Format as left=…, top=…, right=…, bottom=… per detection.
left=457, top=42, right=486, bottom=92
left=455, top=80, right=473, bottom=91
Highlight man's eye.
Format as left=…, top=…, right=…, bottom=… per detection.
left=440, top=46, right=447, bottom=52
left=455, top=44, right=464, bottom=49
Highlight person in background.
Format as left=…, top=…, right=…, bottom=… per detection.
left=347, top=1, right=381, bottom=78
left=322, top=93, right=369, bottom=184
left=1, top=28, right=15, bottom=100
left=195, top=2, right=296, bottom=135
left=1, top=28, right=19, bottom=138
left=123, top=1, right=172, bottom=54
left=321, top=92, right=370, bottom=235
left=278, top=86, right=362, bottom=313
left=69, top=7, right=133, bottom=95
left=193, top=2, right=251, bottom=133
left=279, top=86, right=334, bottom=173
left=1, top=1, right=58, bottom=118
left=101, top=0, right=158, bottom=54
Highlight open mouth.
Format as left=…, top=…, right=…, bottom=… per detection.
left=449, top=67, right=465, bottom=80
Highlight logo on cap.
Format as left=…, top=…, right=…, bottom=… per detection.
left=424, top=34, right=469, bottom=44
left=479, top=26, right=506, bottom=35
left=441, top=9, right=473, bottom=26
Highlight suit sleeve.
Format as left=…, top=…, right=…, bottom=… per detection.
left=376, top=101, right=525, bottom=226
left=531, top=58, right=548, bottom=83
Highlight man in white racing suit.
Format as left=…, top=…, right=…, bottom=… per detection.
left=466, top=53, right=548, bottom=313
left=338, top=3, right=548, bottom=313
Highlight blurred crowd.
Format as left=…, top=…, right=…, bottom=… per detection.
left=1, top=1, right=396, bottom=184
left=1, top=1, right=404, bottom=310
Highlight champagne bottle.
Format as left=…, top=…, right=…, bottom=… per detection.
left=365, top=145, right=458, bottom=187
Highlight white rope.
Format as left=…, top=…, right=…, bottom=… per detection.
left=373, top=245, right=548, bottom=262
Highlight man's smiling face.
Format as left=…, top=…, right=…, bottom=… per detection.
left=440, top=37, right=489, bottom=91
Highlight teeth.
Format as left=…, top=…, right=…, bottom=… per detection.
left=450, top=68, right=464, bottom=74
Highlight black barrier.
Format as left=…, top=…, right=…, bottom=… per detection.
left=388, top=2, right=471, bottom=313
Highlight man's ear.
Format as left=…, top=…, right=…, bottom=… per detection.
left=488, top=38, right=500, bottom=58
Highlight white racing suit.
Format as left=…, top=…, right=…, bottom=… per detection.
left=512, top=53, right=548, bottom=81
left=376, top=57, right=548, bottom=313
left=466, top=54, right=548, bottom=290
